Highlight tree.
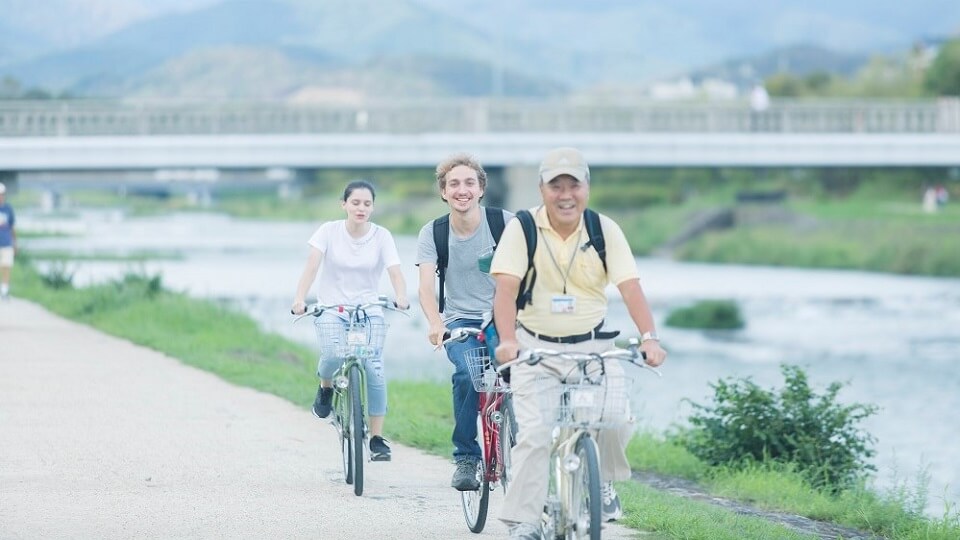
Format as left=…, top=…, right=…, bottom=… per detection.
left=925, top=38, right=960, bottom=96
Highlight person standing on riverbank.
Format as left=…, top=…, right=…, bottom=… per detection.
left=417, top=153, right=514, bottom=490
left=0, top=183, right=16, bottom=300
left=291, top=180, right=409, bottom=461
left=490, top=147, right=667, bottom=538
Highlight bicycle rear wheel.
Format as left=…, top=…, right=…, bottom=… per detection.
left=570, top=434, right=601, bottom=540
left=349, top=365, right=365, bottom=496
left=461, top=416, right=490, bottom=533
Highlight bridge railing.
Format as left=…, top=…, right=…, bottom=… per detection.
left=0, top=98, right=958, bottom=136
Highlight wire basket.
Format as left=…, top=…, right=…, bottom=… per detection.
left=537, top=375, right=634, bottom=429
left=315, top=320, right=388, bottom=360
left=464, top=347, right=509, bottom=393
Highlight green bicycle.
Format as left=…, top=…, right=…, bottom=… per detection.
left=298, top=297, right=404, bottom=496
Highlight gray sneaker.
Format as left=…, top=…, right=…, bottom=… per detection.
left=451, top=458, right=480, bottom=491
left=601, top=482, right=623, bottom=522
left=507, top=521, right=541, bottom=540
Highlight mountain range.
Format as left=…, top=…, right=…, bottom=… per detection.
left=0, top=0, right=958, bottom=100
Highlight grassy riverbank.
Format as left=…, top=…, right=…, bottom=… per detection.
left=13, top=170, right=960, bottom=277
left=11, top=263, right=958, bottom=539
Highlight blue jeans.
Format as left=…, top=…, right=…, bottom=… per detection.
left=315, top=313, right=387, bottom=416
left=444, top=318, right=482, bottom=462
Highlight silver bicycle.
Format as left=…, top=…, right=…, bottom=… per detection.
left=497, top=338, right=660, bottom=539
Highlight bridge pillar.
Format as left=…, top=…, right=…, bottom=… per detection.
left=0, top=171, right=17, bottom=194
left=491, top=164, right=541, bottom=212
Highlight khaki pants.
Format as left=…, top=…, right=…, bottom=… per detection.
left=500, top=329, right=634, bottom=525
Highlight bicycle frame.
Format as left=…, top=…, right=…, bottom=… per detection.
left=478, top=389, right=510, bottom=485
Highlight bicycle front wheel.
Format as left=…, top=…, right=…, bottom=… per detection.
left=349, top=364, right=365, bottom=496
left=497, top=395, right=517, bottom=491
left=338, top=391, right=353, bottom=485
left=570, top=434, right=601, bottom=540
left=461, top=416, right=490, bottom=533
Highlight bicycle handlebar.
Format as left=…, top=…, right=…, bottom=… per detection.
left=292, top=296, right=410, bottom=322
left=496, top=343, right=661, bottom=377
left=434, top=327, right=483, bottom=350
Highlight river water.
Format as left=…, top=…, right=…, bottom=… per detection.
left=22, top=210, right=960, bottom=515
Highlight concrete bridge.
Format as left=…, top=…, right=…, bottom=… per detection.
left=2, top=98, right=960, bottom=209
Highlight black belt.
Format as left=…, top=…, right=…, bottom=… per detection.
left=519, top=322, right=620, bottom=344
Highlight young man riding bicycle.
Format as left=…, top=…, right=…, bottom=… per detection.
left=490, top=147, right=667, bottom=539
left=416, top=154, right=514, bottom=491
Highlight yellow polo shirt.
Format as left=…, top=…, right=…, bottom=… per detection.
left=490, top=206, right=640, bottom=336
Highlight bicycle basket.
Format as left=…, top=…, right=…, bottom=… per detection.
left=315, top=320, right=388, bottom=360
left=464, top=347, right=509, bottom=393
left=537, top=375, right=634, bottom=429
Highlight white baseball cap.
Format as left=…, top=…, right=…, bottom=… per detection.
left=538, top=147, right=590, bottom=184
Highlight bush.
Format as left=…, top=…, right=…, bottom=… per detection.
left=39, top=260, right=76, bottom=290
left=680, top=365, right=878, bottom=490
left=665, top=300, right=745, bottom=329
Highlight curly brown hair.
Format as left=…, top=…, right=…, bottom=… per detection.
left=435, top=153, right=487, bottom=202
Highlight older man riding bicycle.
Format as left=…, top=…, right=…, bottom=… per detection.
left=491, top=147, right=667, bottom=540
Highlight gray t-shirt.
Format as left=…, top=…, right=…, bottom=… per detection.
left=417, top=209, right=514, bottom=323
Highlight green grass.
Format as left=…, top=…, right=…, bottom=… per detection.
left=631, top=433, right=960, bottom=540
left=617, top=481, right=817, bottom=539
left=677, top=223, right=960, bottom=276
left=665, top=299, right=745, bottom=329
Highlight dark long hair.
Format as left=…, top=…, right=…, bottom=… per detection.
left=342, top=180, right=376, bottom=202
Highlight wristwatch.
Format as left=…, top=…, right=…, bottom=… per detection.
left=640, top=331, right=660, bottom=343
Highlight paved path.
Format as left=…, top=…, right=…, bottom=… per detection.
left=0, top=299, right=638, bottom=539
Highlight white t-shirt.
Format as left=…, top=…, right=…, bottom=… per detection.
left=308, top=220, right=401, bottom=315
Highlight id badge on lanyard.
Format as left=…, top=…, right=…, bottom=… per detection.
left=551, top=294, right=576, bottom=314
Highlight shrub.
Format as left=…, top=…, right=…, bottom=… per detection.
left=39, top=260, right=76, bottom=290
left=665, top=299, right=745, bottom=329
left=680, top=365, right=878, bottom=490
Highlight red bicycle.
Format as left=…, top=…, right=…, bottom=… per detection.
left=441, top=327, right=516, bottom=534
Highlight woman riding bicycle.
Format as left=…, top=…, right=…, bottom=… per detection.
left=291, top=180, right=410, bottom=462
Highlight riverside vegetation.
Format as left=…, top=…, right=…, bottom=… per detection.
left=27, top=164, right=959, bottom=277
left=11, top=260, right=960, bottom=539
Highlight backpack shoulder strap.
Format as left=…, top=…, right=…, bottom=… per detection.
left=432, top=214, right=450, bottom=313
left=583, top=208, right=607, bottom=273
left=485, top=207, right=505, bottom=246
left=515, top=209, right=538, bottom=311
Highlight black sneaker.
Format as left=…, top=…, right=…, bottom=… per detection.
left=451, top=458, right=481, bottom=491
left=370, top=436, right=392, bottom=461
left=312, top=386, right=333, bottom=419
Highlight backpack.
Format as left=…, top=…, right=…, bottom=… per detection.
left=433, top=206, right=506, bottom=313
left=514, top=208, right=607, bottom=311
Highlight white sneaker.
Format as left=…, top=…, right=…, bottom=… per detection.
left=601, top=482, right=623, bottom=522
left=508, top=521, right=541, bottom=540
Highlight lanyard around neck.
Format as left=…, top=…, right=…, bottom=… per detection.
left=542, top=227, right=584, bottom=295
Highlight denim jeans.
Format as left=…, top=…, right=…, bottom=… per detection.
left=444, top=318, right=483, bottom=462
left=315, top=312, right=387, bottom=416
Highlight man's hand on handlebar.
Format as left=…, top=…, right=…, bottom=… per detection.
left=495, top=339, right=520, bottom=364
left=640, top=339, right=667, bottom=368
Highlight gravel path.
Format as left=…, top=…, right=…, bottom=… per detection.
left=0, top=298, right=638, bottom=539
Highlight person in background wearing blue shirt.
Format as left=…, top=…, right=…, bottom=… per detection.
left=0, top=183, right=16, bottom=300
